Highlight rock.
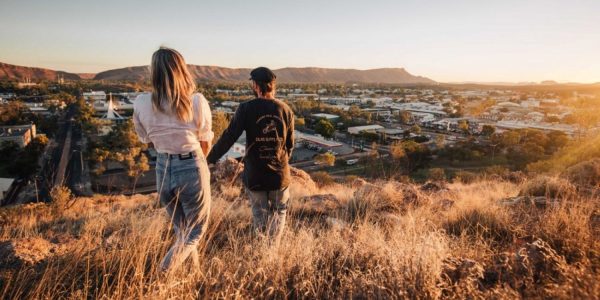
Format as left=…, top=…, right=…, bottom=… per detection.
left=401, top=185, right=423, bottom=206
left=212, top=158, right=317, bottom=191
left=442, top=257, right=485, bottom=284
left=298, top=194, right=340, bottom=213
left=212, top=158, right=243, bottom=183
left=325, top=217, right=348, bottom=230
left=290, top=167, right=317, bottom=191
left=350, top=178, right=369, bottom=188
left=515, top=239, right=569, bottom=283
left=499, top=196, right=560, bottom=208
left=483, top=252, right=515, bottom=286
left=420, top=181, right=448, bottom=192
left=505, top=171, right=526, bottom=184
left=0, top=238, right=54, bottom=267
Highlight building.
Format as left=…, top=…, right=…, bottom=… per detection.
left=83, top=91, right=107, bottom=102
left=495, top=121, right=578, bottom=136
left=0, top=178, right=15, bottom=204
left=295, top=130, right=343, bottom=148
left=361, top=108, right=392, bottom=118
left=347, top=125, right=384, bottom=135
left=287, top=93, right=319, bottom=100
left=520, top=99, right=540, bottom=108
left=220, top=101, right=240, bottom=108
left=388, top=102, right=447, bottom=117
left=311, top=113, right=340, bottom=122
left=0, top=124, right=36, bottom=147
left=324, top=97, right=362, bottom=105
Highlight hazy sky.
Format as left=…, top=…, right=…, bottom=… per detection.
left=1, top=0, right=599, bottom=83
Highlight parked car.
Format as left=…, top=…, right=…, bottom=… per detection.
left=346, top=159, right=359, bottom=165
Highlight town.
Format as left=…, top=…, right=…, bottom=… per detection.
left=1, top=79, right=598, bottom=205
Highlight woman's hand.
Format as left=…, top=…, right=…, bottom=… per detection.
left=200, top=141, right=211, bottom=156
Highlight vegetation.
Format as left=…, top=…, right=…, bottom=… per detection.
left=314, top=119, right=335, bottom=138
left=0, top=135, right=48, bottom=178
left=1, top=173, right=599, bottom=299
left=88, top=120, right=149, bottom=187
left=211, top=111, right=230, bottom=144
left=314, top=152, right=336, bottom=166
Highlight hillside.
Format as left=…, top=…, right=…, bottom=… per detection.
left=1, top=160, right=599, bottom=299
left=94, top=65, right=436, bottom=84
left=0, top=61, right=435, bottom=84
left=0, top=62, right=81, bottom=81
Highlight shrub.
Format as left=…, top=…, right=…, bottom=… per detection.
left=561, top=158, right=600, bottom=189
left=50, top=186, right=72, bottom=208
left=484, top=165, right=510, bottom=178
left=444, top=208, right=516, bottom=244
left=427, top=168, right=446, bottom=182
left=519, top=176, right=576, bottom=198
left=310, top=171, right=335, bottom=187
left=453, top=171, right=478, bottom=184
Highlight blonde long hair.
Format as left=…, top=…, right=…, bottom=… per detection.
left=150, top=47, right=196, bottom=122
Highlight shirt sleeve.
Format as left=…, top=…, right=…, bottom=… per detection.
left=286, top=111, right=295, bottom=158
left=207, top=103, right=245, bottom=164
left=195, top=94, right=214, bottom=142
left=133, top=99, right=151, bottom=144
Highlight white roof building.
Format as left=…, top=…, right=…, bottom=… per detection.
left=295, top=131, right=343, bottom=147
left=83, top=91, right=106, bottom=101
left=311, top=113, right=339, bottom=120
left=347, top=125, right=384, bottom=135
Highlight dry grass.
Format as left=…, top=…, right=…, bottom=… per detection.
left=1, top=178, right=599, bottom=299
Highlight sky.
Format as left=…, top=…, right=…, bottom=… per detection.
left=1, top=0, right=599, bottom=83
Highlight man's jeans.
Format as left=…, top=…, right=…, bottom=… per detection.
left=156, top=150, right=211, bottom=272
left=246, top=187, right=290, bottom=245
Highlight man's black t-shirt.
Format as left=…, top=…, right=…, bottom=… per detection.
left=207, top=98, right=295, bottom=191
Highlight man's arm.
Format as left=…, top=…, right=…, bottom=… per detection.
left=286, top=112, right=295, bottom=159
left=207, top=105, right=245, bottom=164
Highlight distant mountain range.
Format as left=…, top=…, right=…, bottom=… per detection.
left=0, top=62, right=81, bottom=81
left=0, top=62, right=436, bottom=84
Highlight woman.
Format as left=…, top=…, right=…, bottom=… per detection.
left=133, top=47, right=213, bottom=272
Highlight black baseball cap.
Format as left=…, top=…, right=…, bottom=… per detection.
left=249, top=67, right=276, bottom=83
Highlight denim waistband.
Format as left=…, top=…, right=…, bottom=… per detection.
left=156, top=149, right=203, bottom=161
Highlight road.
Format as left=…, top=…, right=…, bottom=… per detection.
left=36, top=106, right=75, bottom=200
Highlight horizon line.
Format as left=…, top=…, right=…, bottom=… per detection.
left=2, top=60, right=600, bottom=85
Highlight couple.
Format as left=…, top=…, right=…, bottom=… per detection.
left=133, top=47, right=295, bottom=272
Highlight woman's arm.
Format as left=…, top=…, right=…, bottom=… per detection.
left=200, top=141, right=210, bottom=156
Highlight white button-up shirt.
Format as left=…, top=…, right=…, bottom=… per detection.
left=133, top=93, right=214, bottom=154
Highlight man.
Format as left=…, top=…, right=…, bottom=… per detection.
left=207, top=67, right=294, bottom=245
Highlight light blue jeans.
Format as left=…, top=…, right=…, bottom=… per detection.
left=246, top=187, right=290, bottom=246
left=156, top=150, right=211, bottom=272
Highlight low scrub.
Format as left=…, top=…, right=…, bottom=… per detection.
left=1, top=177, right=599, bottom=299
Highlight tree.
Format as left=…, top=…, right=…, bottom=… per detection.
left=212, top=111, right=229, bottom=144
left=314, top=152, right=336, bottom=166
left=295, top=117, right=306, bottom=129
left=546, top=131, right=569, bottom=153
left=390, top=141, right=406, bottom=160
left=458, top=120, right=469, bottom=134
left=481, top=125, right=495, bottom=136
left=315, top=119, right=335, bottom=138
left=399, top=110, right=412, bottom=124
left=410, top=124, right=422, bottom=135
left=428, top=168, right=446, bottom=182
left=435, top=135, right=445, bottom=148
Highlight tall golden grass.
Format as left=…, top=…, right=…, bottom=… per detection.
left=1, top=177, right=599, bottom=299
